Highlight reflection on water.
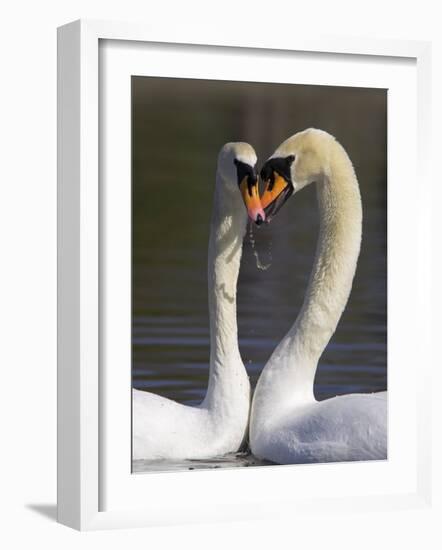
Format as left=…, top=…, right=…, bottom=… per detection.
left=132, top=77, right=387, bottom=472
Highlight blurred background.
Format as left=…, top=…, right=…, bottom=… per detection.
left=132, top=76, right=387, bottom=405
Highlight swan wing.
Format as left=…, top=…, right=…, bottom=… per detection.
left=254, top=392, right=387, bottom=465
left=132, top=389, right=210, bottom=460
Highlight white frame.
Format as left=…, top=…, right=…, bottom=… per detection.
left=101, top=39, right=417, bottom=514
left=57, top=19, right=432, bottom=531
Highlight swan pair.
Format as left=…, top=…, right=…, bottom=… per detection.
left=133, top=129, right=387, bottom=465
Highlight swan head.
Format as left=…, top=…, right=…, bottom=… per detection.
left=259, top=129, right=327, bottom=221
left=217, top=142, right=265, bottom=225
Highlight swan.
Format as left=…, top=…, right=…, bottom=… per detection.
left=250, top=129, right=387, bottom=464
left=133, top=142, right=265, bottom=461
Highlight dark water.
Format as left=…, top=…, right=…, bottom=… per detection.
left=132, top=78, right=387, bottom=472
left=133, top=452, right=273, bottom=474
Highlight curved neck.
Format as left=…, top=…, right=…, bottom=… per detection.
left=257, top=142, right=362, bottom=408
left=204, top=176, right=248, bottom=407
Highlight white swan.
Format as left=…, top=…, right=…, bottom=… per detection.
left=133, top=142, right=265, bottom=461
left=250, top=129, right=387, bottom=464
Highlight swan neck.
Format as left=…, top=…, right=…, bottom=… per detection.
left=291, top=162, right=362, bottom=365
left=255, top=141, right=362, bottom=409
left=204, top=177, right=248, bottom=406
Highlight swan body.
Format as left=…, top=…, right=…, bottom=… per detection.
left=133, top=143, right=263, bottom=461
left=250, top=129, right=387, bottom=464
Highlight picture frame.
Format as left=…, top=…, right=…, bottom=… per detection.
left=57, top=19, right=432, bottom=531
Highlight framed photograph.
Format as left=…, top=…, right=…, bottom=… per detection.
left=57, top=19, right=432, bottom=530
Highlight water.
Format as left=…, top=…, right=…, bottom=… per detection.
left=133, top=452, right=273, bottom=474
left=249, top=222, right=272, bottom=271
left=132, top=77, right=387, bottom=472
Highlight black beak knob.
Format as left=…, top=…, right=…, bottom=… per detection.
left=255, top=214, right=263, bottom=226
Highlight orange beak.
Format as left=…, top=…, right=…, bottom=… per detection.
left=260, top=171, right=293, bottom=221
left=239, top=176, right=265, bottom=225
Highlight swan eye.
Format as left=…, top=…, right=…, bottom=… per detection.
left=260, top=156, right=294, bottom=189
left=234, top=159, right=256, bottom=187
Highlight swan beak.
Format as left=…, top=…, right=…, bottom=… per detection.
left=239, top=176, right=266, bottom=225
left=260, top=172, right=294, bottom=221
